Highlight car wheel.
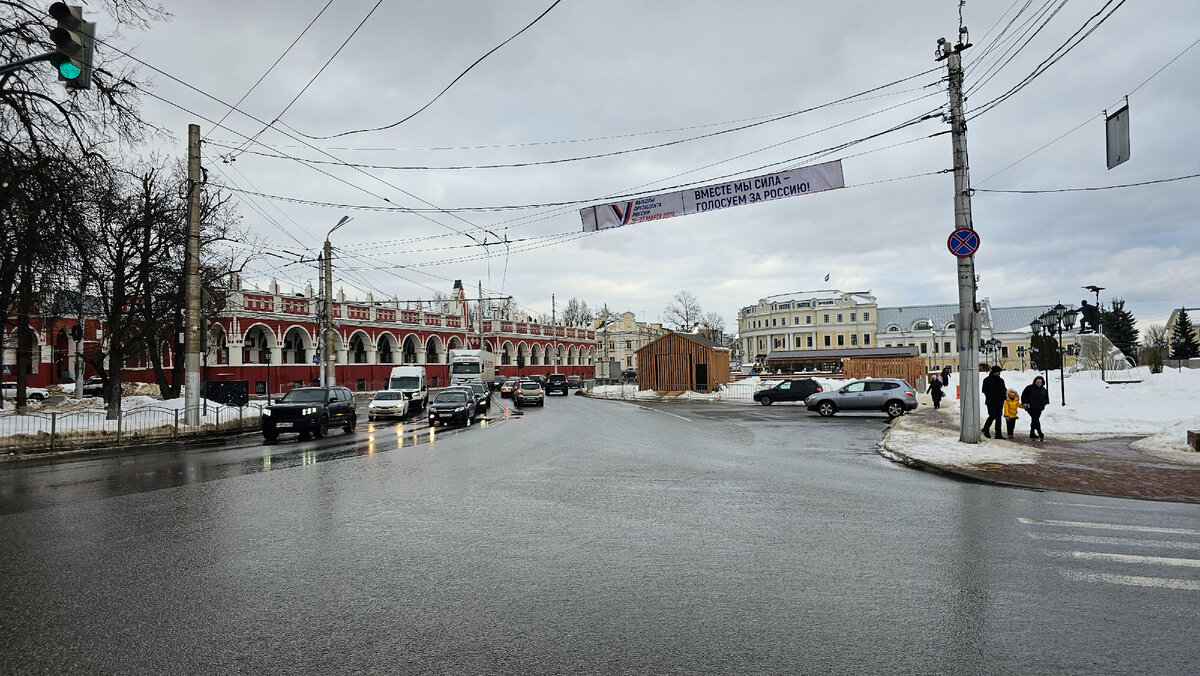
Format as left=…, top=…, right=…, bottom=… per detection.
left=314, top=416, right=329, bottom=438
left=262, top=429, right=278, bottom=442
left=759, top=395, right=772, bottom=406
left=344, top=413, right=357, bottom=433
left=817, top=401, right=836, bottom=417
left=885, top=400, right=905, bottom=419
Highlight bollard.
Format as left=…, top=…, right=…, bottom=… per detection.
left=957, top=385, right=961, bottom=400
left=50, top=412, right=57, bottom=452
left=174, top=409, right=179, bottom=440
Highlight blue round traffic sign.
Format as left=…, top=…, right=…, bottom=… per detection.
left=947, top=228, right=980, bottom=258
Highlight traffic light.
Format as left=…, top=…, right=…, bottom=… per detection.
left=48, top=2, right=95, bottom=89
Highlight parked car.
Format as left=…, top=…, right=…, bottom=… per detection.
left=622, top=368, right=638, bottom=380
left=428, top=389, right=476, bottom=426
left=82, top=376, right=105, bottom=397
left=545, top=373, right=569, bottom=396
left=753, top=378, right=822, bottom=406
left=262, top=386, right=357, bottom=441
left=368, top=390, right=410, bottom=421
left=463, top=380, right=491, bottom=411
left=514, top=379, right=545, bottom=407
left=499, top=377, right=520, bottom=398
left=566, top=374, right=583, bottom=388
left=0, top=382, right=49, bottom=401
left=805, top=379, right=918, bottom=418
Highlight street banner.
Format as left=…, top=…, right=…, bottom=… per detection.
left=580, top=160, right=844, bottom=231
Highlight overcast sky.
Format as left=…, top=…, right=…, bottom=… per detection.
left=107, top=0, right=1200, bottom=332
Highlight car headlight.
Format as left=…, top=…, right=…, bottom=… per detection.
left=454, top=406, right=465, bottom=412
left=262, top=409, right=271, bottom=417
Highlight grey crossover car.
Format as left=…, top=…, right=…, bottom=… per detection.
left=805, top=378, right=918, bottom=418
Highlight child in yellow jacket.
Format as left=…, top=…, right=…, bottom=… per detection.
left=1002, top=389, right=1021, bottom=439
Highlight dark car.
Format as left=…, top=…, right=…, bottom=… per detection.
left=753, top=378, right=822, bottom=406
left=622, top=368, right=638, bottom=380
left=566, top=375, right=583, bottom=388
left=545, top=373, right=569, bottom=396
left=82, top=376, right=105, bottom=397
left=463, top=380, right=491, bottom=411
left=805, top=378, right=918, bottom=418
left=262, top=386, right=357, bottom=441
left=528, top=374, right=548, bottom=388
left=428, top=389, right=476, bottom=426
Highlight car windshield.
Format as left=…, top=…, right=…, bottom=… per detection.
left=373, top=391, right=403, bottom=400
left=278, top=389, right=326, bottom=403
left=450, top=363, right=481, bottom=374
left=436, top=391, right=468, bottom=403
left=388, top=376, right=420, bottom=389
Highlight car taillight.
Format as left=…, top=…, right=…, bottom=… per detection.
left=905, top=391, right=915, bottom=397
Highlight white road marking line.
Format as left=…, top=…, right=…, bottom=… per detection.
left=1038, top=500, right=1146, bottom=511
left=1019, top=518, right=1200, bottom=536
left=636, top=406, right=692, bottom=422
left=1045, top=550, right=1200, bottom=568
left=1030, top=533, right=1200, bottom=550
left=1061, top=570, right=1200, bottom=591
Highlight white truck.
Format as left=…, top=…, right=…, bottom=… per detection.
left=386, top=365, right=428, bottom=412
left=449, top=349, right=496, bottom=387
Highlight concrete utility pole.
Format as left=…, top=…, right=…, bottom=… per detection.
left=551, top=294, right=558, bottom=372
left=323, top=215, right=352, bottom=387
left=184, top=124, right=203, bottom=425
left=938, top=29, right=981, bottom=444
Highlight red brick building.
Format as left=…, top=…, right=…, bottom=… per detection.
left=3, top=280, right=598, bottom=397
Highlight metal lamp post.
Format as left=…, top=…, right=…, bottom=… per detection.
left=1016, top=345, right=1027, bottom=371
left=323, top=215, right=352, bottom=387
left=1170, top=334, right=1184, bottom=372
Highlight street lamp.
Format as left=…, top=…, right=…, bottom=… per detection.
left=1032, top=303, right=1077, bottom=405
left=1170, top=334, right=1184, bottom=372
left=929, top=328, right=938, bottom=373
left=322, top=215, right=352, bottom=387
left=1016, top=345, right=1027, bottom=371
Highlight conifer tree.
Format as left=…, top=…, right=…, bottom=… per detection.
left=1171, top=309, right=1200, bottom=360
left=1100, top=299, right=1139, bottom=363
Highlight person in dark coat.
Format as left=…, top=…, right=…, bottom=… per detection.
left=941, top=365, right=952, bottom=385
left=928, top=375, right=944, bottom=409
left=981, top=365, right=1006, bottom=439
left=1021, top=375, right=1050, bottom=439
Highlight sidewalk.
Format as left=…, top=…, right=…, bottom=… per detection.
left=880, top=402, right=1200, bottom=504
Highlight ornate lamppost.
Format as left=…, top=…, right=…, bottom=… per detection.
left=1016, top=345, right=1027, bottom=371
left=1030, top=303, right=1078, bottom=405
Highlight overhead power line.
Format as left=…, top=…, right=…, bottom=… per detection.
left=975, top=173, right=1200, bottom=193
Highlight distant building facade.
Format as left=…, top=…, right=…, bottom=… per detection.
left=738, top=290, right=878, bottom=364
left=594, top=312, right=666, bottom=370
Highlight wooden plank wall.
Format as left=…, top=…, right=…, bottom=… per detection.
left=842, top=356, right=926, bottom=386
left=636, top=333, right=730, bottom=392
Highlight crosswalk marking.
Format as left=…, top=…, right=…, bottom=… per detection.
left=1019, top=518, right=1200, bottom=536
left=1045, top=550, right=1200, bottom=568
left=1030, top=532, right=1200, bottom=550
left=1061, top=570, right=1200, bottom=591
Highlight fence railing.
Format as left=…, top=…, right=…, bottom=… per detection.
left=0, top=402, right=266, bottom=454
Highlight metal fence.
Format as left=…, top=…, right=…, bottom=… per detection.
left=584, top=381, right=760, bottom=403
left=0, top=403, right=266, bottom=454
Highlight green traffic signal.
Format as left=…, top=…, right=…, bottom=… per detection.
left=47, top=2, right=94, bottom=89
left=48, top=53, right=82, bottom=80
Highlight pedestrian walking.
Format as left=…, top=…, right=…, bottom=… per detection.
left=1021, top=375, right=1050, bottom=440
left=1002, top=389, right=1021, bottom=439
left=928, top=375, right=944, bottom=409
left=941, top=365, right=952, bottom=386
left=981, top=365, right=1006, bottom=439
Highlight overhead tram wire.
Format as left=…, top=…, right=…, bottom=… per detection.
left=226, top=0, right=384, bottom=160
left=103, top=39, right=502, bottom=247
left=208, top=68, right=945, bottom=171
left=975, top=173, right=1200, bottom=194
left=968, top=0, right=1130, bottom=120
left=204, top=0, right=336, bottom=143
left=280, top=0, right=567, bottom=140
left=966, top=0, right=1071, bottom=98
left=964, top=0, right=1055, bottom=82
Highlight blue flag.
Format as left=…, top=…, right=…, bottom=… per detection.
left=824, top=273, right=830, bottom=282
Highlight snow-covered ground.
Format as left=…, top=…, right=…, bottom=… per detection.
left=884, top=367, right=1200, bottom=468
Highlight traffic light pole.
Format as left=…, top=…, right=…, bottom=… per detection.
left=938, top=31, right=981, bottom=444
left=184, top=124, right=203, bottom=425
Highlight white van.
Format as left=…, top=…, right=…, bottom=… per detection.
left=386, top=366, right=428, bottom=412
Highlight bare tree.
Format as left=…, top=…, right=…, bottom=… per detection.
left=663, top=290, right=703, bottom=331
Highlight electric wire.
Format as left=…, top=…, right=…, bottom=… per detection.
left=280, top=0, right=566, bottom=140
left=975, top=173, right=1200, bottom=193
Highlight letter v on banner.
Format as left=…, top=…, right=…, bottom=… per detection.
left=580, top=160, right=844, bottom=231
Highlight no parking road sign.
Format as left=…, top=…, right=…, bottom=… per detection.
left=947, top=228, right=980, bottom=258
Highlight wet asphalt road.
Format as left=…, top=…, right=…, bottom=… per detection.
left=2, top=392, right=1199, bottom=674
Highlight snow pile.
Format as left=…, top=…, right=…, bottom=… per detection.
left=887, top=367, right=1200, bottom=468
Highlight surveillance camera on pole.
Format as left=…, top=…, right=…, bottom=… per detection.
left=48, top=2, right=95, bottom=89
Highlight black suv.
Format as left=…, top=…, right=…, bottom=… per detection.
left=262, top=386, right=357, bottom=441
left=753, top=378, right=822, bottom=406
left=545, top=373, right=569, bottom=396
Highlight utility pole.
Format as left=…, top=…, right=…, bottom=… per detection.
left=551, top=294, right=558, bottom=373
left=184, top=124, right=202, bottom=425
left=323, top=240, right=336, bottom=387
left=938, top=28, right=981, bottom=444
left=316, top=253, right=325, bottom=387
left=478, top=281, right=485, bottom=350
